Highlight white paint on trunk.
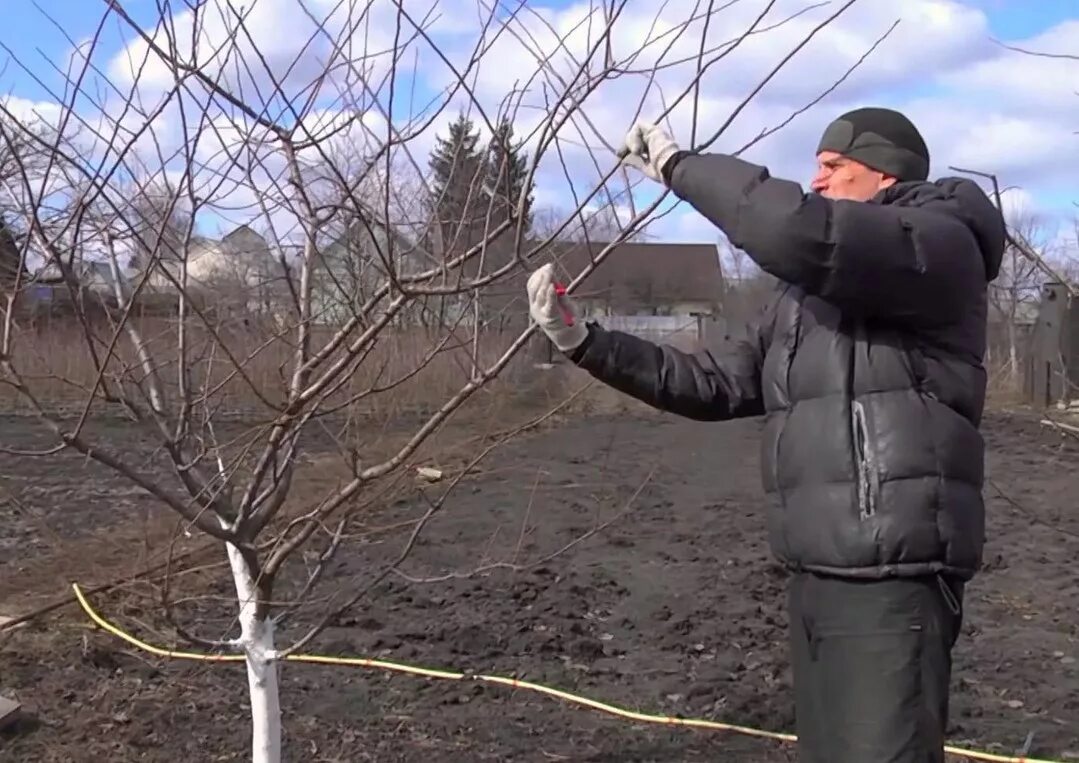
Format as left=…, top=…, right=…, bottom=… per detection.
left=226, top=542, right=282, bottom=763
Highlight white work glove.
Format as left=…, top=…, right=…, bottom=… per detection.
left=526, top=263, right=588, bottom=352
left=616, top=121, right=681, bottom=183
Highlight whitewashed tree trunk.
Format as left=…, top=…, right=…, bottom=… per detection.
left=226, top=543, right=282, bottom=763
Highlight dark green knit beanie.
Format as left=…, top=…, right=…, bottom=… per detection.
left=816, top=107, right=930, bottom=182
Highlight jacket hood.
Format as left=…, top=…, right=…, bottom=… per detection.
left=875, top=177, right=1005, bottom=281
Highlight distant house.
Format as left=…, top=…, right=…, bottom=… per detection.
left=309, top=232, right=727, bottom=342
left=33, top=259, right=120, bottom=296
left=549, top=241, right=723, bottom=318
left=21, top=223, right=287, bottom=322
left=143, top=224, right=284, bottom=307
left=571, top=240, right=723, bottom=352
left=480, top=239, right=727, bottom=357
left=22, top=258, right=131, bottom=322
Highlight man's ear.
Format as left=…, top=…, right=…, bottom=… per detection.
left=878, top=174, right=898, bottom=190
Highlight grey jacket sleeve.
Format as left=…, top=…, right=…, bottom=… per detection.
left=666, top=153, right=990, bottom=328
left=566, top=295, right=777, bottom=422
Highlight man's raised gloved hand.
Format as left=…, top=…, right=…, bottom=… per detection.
left=526, top=263, right=587, bottom=352
left=616, top=121, right=681, bottom=183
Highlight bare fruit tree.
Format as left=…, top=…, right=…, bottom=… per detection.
left=0, top=0, right=877, bottom=760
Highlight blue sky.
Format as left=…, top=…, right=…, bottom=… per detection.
left=976, top=0, right=1076, bottom=38
left=4, top=1, right=1075, bottom=90
left=1, top=0, right=1077, bottom=254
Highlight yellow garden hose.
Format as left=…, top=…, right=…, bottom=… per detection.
left=71, top=584, right=1063, bottom=763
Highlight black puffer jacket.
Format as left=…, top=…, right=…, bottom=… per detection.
left=568, top=153, right=1005, bottom=581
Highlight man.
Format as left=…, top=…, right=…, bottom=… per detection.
left=526, top=107, right=1004, bottom=763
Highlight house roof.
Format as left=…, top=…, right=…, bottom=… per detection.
left=321, top=205, right=417, bottom=260
left=34, top=259, right=122, bottom=293
left=222, top=224, right=262, bottom=243
left=547, top=241, right=723, bottom=306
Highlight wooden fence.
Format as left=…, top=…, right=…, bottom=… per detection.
left=1024, top=281, right=1079, bottom=408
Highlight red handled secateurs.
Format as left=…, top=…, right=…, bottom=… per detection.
left=553, top=282, right=575, bottom=327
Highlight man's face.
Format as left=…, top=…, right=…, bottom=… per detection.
left=810, top=150, right=897, bottom=201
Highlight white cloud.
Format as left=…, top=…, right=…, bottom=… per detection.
left=647, top=206, right=723, bottom=243
left=4, top=0, right=1077, bottom=255
left=420, top=0, right=1077, bottom=241
left=107, top=0, right=418, bottom=128
left=2, top=96, right=63, bottom=127
left=998, top=186, right=1038, bottom=222
left=932, top=111, right=1078, bottom=184
left=941, top=20, right=1079, bottom=116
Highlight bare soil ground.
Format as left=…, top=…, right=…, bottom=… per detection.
left=1, top=406, right=1077, bottom=762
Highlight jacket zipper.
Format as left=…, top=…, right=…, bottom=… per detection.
left=851, top=400, right=876, bottom=519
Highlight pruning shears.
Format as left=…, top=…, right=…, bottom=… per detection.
left=553, top=281, right=575, bottom=327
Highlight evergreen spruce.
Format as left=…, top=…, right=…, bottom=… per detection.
left=427, top=112, right=486, bottom=258
left=485, top=117, right=533, bottom=236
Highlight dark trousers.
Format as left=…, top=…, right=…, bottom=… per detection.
left=788, top=572, right=964, bottom=763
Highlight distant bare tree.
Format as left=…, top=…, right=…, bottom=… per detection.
left=1061, top=217, right=1079, bottom=284
left=123, top=179, right=194, bottom=273
left=718, top=239, right=755, bottom=283
left=989, top=211, right=1050, bottom=387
